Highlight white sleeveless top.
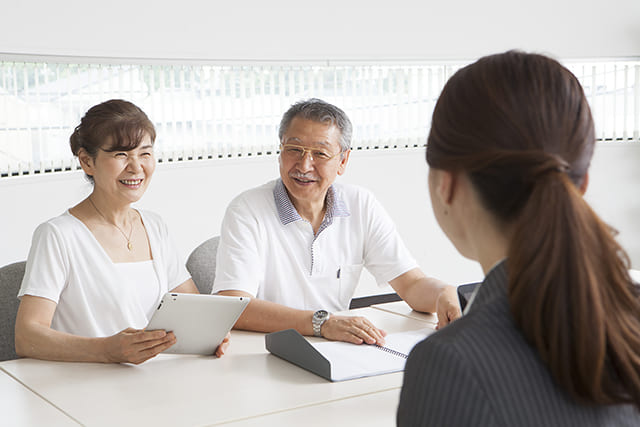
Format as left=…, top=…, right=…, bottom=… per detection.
left=112, top=260, right=162, bottom=321
left=19, top=209, right=190, bottom=337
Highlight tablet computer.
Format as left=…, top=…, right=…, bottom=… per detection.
left=457, top=282, right=480, bottom=312
left=146, top=293, right=249, bottom=355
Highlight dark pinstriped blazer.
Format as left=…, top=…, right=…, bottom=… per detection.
left=397, top=262, right=640, bottom=426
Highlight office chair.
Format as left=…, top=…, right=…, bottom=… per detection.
left=0, top=261, right=26, bottom=361
left=186, top=236, right=401, bottom=306
left=186, top=236, right=219, bottom=295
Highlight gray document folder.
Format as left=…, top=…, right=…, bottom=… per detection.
left=266, top=328, right=433, bottom=382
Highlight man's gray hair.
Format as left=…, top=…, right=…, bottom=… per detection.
left=278, top=98, right=352, bottom=152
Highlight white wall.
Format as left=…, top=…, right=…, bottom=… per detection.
left=2, top=143, right=639, bottom=297
left=1, top=0, right=639, bottom=61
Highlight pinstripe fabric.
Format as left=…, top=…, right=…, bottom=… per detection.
left=397, top=261, right=640, bottom=426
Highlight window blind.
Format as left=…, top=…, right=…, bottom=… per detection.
left=1, top=58, right=638, bottom=177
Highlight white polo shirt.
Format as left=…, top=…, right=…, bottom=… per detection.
left=212, top=179, right=418, bottom=312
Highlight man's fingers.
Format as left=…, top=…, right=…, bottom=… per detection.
left=367, top=326, right=386, bottom=345
left=437, top=305, right=462, bottom=329
left=346, top=318, right=386, bottom=345
left=356, top=318, right=386, bottom=344
left=343, top=333, right=364, bottom=345
left=349, top=325, right=375, bottom=344
left=358, top=325, right=385, bottom=345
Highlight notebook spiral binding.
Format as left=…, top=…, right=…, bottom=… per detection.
left=373, top=344, right=408, bottom=359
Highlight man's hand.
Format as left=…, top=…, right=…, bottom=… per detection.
left=320, top=315, right=386, bottom=345
left=435, top=285, right=462, bottom=329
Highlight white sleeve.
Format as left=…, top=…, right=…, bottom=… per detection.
left=18, top=222, right=70, bottom=303
left=362, top=192, right=418, bottom=285
left=212, top=196, right=263, bottom=296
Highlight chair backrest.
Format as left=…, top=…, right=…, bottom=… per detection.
left=186, top=236, right=219, bottom=295
left=0, top=261, right=26, bottom=361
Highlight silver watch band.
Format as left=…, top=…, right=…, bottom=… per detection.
left=312, top=310, right=330, bottom=337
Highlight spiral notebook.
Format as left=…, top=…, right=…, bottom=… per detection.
left=265, top=328, right=433, bottom=381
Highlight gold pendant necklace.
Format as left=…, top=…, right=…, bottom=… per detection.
left=88, top=196, right=134, bottom=251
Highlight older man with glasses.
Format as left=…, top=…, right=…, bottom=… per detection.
left=213, top=98, right=460, bottom=345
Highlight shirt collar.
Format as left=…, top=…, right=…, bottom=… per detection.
left=465, top=259, right=508, bottom=313
left=273, top=179, right=350, bottom=228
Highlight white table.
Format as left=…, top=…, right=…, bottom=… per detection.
left=1, top=304, right=433, bottom=426
left=0, top=369, right=79, bottom=426
left=223, top=389, right=401, bottom=427
left=373, top=300, right=438, bottom=325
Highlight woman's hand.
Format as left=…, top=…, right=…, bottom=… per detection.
left=215, top=332, right=231, bottom=357
left=103, top=328, right=176, bottom=364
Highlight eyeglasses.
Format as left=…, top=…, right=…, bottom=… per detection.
left=279, top=143, right=342, bottom=163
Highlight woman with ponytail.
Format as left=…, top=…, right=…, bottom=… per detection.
left=397, top=51, right=640, bottom=426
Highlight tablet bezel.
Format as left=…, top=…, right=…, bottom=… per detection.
left=146, top=293, right=249, bottom=355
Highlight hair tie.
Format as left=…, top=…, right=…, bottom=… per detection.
left=532, top=154, right=570, bottom=180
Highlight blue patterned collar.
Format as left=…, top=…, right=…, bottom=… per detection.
left=273, top=179, right=350, bottom=231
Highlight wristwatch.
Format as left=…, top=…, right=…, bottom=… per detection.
left=312, top=310, right=330, bottom=337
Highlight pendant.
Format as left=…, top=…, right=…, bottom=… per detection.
left=127, top=241, right=133, bottom=251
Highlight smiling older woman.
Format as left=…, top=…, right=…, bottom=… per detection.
left=15, top=99, right=229, bottom=363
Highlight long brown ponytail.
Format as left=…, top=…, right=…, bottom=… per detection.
left=427, top=51, right=640, bottom=408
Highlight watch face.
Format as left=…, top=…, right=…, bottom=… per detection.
left=314, top=310, right=329, bottom=321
